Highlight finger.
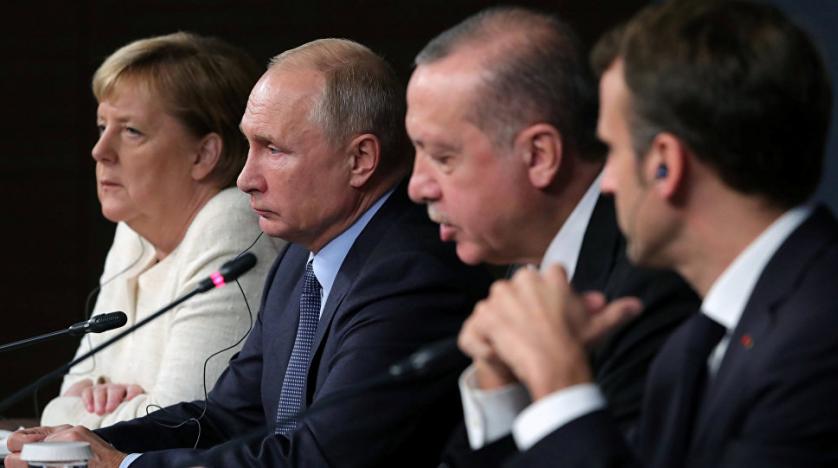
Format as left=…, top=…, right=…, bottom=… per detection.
left=63, top=378, right=94, bottom=397
left=581, top=296, right=643, bottom=345
left=5, top=452, right=27, bottom=468
left=81, top=386, right=94, bottom=412
left=458, top=311, right=495, bottom=360
left=7, top=425, right=70, bottom=451
left=541, top=264, right=571, bottom=288
left=105, top=385, right=127, bottom=413
left=581, top=291, right=607, bottom=313
left=8, top=430, right=45, bottom=452
left=125, top=385, right=144, bottom=401
left=44, top=425, right=89, bottom=442
left=93, top=385, right=108, bottom=415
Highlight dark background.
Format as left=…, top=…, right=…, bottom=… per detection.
left=1, top=0, right=835, bottom=419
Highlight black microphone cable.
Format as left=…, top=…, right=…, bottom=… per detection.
left=30, top=234, right=148, bottom=420
left=144, top=232, right=273, bottom=449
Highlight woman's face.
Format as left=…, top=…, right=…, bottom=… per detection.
left=92, top=81, right=200, bottom=231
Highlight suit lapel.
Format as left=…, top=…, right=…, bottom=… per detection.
left=305, top=182, right=412, bottom=398
left=691, top=207, right=838, bottom=449
left=571, top=195, right=623, bottom=293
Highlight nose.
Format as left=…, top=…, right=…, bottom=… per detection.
left=407, top=154, right=441, bottom=204
left=237, top=149, right=266, bottom=194
left=91, top=127, right=117, bottom=164
left=601, top=155, right=617, bottom=195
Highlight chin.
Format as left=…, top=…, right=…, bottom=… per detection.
left=99, top=205, right=129, bottom=224
left=455, top=243, right=489, bottom=266
left=257, top=219, right=290, bottom=240
left=626, top=242, right=663, bottom=269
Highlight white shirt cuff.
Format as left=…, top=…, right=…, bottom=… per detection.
left=512, top=383, right=605, bottom=450
left=120, top=453, right=142, bottom=468
left=459, top=365, right=531, bottom=449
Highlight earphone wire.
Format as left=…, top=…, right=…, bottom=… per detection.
left=31, top=233, right=147, bottom=420
left=144, top=232, right=264, bottom=449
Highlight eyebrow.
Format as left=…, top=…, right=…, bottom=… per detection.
left=413, top=138, right=460, bottom=153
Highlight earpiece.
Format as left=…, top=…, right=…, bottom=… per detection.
left=655, top=164, right=668, bottom=179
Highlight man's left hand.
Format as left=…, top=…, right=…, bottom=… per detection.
left=4, top=425, right=126, bottom=468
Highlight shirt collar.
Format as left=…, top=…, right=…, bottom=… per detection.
left=308, top=189, right=394, bottom=314
left=702, top=205, right=813, bottom=331
left=540, top=171, right=603, bottom=279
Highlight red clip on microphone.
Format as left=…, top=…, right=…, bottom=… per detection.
left=196, top=253, right=257, bottom=292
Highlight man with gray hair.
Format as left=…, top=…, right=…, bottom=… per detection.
left=5, top=38, right=492, bottom=468
left=405, top=7, right=698, bottom=466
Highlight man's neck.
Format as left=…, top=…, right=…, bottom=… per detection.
left=527, top=161, right=602, bottom=265
left=674, top=192, right=786, bottom=297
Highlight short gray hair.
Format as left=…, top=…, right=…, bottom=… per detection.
left=269, top=39, right=409, bottom=174
left=416, top=7, right=604, bottom=161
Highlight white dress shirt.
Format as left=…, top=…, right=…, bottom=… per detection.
left=465, top=204, right=812, bottom=453
left=459, top=173, right=603, bottom=449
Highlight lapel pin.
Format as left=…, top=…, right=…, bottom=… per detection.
left=740, top=334, right=754, bottom=349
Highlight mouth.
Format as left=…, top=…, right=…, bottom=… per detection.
left=98, top=179, right=121, bottom=189
left=249, top=202, right=275, bottom=218
left=426, top=205, right=457, bottom=241
left=439, top=223, right=457, bottom=242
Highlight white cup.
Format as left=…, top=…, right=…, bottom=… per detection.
left=19, top=441, right=91, bottom=468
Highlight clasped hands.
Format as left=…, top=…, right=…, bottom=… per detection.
left=64, top=378, right=145, bottom=416
left=458, top=265, right=642, bottom=400
left=3, top=425, right=125, bottom=468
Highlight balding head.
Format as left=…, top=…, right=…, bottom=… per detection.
left=415, top=7, right=603, bottom=161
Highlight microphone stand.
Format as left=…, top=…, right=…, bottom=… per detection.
left=0, top=330, right=79, bottom=355
left=0, top=288, right=202, bottom=415
left=0, top=253, right=255, bottom=415
left=0, top=312, right=126, bottom=355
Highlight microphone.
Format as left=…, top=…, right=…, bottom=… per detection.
left=68, top=312, right=128, bottom=336
left=177, top=337, right=469, bottom=464
left=388, top=337, right=467, bottom=378
left=0, top=253, right=258, bottom=413
left=196, top=253, right=257, bottom=292
left=0, top=311, right=128, bottom=354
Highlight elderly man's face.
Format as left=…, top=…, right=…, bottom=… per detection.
left=238, top=67, right=354, bottom=251
left=406, top=58, right=531, bottom=265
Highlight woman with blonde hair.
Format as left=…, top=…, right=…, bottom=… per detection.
left=40, top=32, right=283, bottom=428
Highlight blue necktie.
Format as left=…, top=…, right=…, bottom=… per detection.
left=641, top=312, right=726, bottom=467
left=275, top=259, right=321, bottom=436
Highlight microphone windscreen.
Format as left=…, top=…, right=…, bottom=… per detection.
left=388, top=337, right=467, bottom=378
left=88, top=311, right=128, bottom=333
left=219, top=252, right=257, bottom=282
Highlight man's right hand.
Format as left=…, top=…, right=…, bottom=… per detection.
left=4, top=425, right=72, bottom=468
left=458, top=265, right=642, bottom=400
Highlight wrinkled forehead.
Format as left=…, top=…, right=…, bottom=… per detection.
left=407, top=61, right=488, bottom=139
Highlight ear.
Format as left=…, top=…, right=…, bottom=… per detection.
left=514, top=123, right=562, bottom=189
left=347, top=133, right=381, bottom=188
left=191, top=132, right=223, bottom=182
left=644, top=132, right=687, bottom=200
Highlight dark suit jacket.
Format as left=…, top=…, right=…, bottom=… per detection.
left=508, top=206, right=838, bottom=468
left=442, top=196, right=699, bottom=467
left=96, top=184, right=493, bottom=467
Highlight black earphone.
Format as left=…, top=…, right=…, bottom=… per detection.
left=656, top=164, right=668, bottom=179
